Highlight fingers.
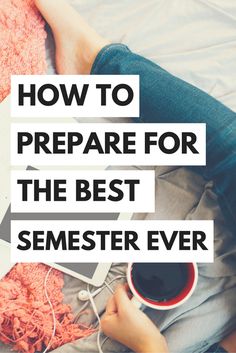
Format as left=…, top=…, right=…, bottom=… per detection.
left=105, top=283, right=132, bottom=315
left=106, top=294, right=117, bottom=315
left=123, top=283, right=133, bottom=299
left=114, top=284, right=132, bottom=311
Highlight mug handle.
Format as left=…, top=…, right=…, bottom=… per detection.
left=131, top=296, right=144, bottom=310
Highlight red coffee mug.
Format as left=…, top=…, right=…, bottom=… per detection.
left=127, top=262, right=198, bottom=310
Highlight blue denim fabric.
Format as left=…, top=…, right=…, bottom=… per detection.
left=206, top=344, right=227, bottom=353
left=91, top=43, right=236, bottom=234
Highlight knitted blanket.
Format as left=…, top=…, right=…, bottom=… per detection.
left=0, top=0, right=47, bottom=102
left=0, top=263, right=95, bottom=353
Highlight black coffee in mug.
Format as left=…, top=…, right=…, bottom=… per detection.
left=131, top=263, right=189, bottom=302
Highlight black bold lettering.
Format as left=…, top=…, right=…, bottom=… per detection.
left=76, top=180, right=91, bottom=201
left=17, top=179, right=33, bottom=201
left=54, top=180, right=67, bottom=201
left=46, top=231, right=66, bottom=250
left=84, top=133, right=104, bottom=154
left=93, top=180, right=106, bottom=201
left=179, top=231, right=191, bottom=250
left=82, top=231, right=96, bottom=250
left=112, top=84, right=134, bottom=106
left=147, top=231, right=159, bottom=250
left=38, top=84, right=59, bottom=106
left=53, top=133, right=66, bottom=154
left=17, top=133, right=33, bottom=154
left=123, top=132, right=136, bottom=154
left=125, top=179, right=140, bottom=201
left=125, top=231, right=139, bottom=250
left=96, top=84, right=111, bottom=105
left=17, top=231, right=31, bottom=250
left=68, top=231, right=80, bottom=250
left=159, top=133, right=180, bottom=154
left=160, top=230, right=178, bottom=250
left=34, top=180, right=51, bottom=201
left=35, top=133, right=51, bottom=154
left=193, top=231, right=208, bottom=250
left=145, top=132, right=158, bottom=153
left=182, top=133, right=199, bottom=154
left=33, top=231, right=45, bottom=250
left=68, top=133, right=83, bottom=153
left=104, top=133, right=121, bottom=154
left=18, top=84, right=36, bottom=106
left=98, top=231, right=109, bottom=250
left=108, top=179, right=123, bottom=201
left=60, top=84, right=88, bottom=106
left=111, top=231, right=123, bottom=250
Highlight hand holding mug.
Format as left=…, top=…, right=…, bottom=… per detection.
left=101, top=263, right=197, bottom=353
left=101, top=284, right=169, bottom=353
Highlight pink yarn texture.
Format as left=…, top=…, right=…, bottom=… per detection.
left=0, top=263, right=95, bottom=353
left=0, top=0, right=47, bottom=102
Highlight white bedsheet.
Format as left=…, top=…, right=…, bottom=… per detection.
left=47, top=0, right=236, bottom=111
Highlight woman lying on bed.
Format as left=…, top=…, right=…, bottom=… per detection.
left=34, top=0, right=236, bottom=352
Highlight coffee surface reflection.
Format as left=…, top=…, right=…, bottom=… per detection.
left=132, top=263, right=188, bottom=302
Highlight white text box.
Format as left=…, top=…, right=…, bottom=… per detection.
left=11, top=123, right=206, bottom=166
left=11, top=220, right=214, bottom=263
left=11, top=170, right=155, bottom=213
left=11, top=75, right=139, bottom=118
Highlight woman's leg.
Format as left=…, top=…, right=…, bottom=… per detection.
left=35, top=0, right=236, bottom=232
left=91, top=44, right=236, bottom=232
left=34, top=0, right=109, bottom=75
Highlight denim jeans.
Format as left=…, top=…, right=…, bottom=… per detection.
left=91, top=43, right=236, bottom=353
left=206, top=343, right=227, bottom=353
left=91, top=44, right=236, bottom=234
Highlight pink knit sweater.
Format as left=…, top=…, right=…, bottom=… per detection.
left=0, top=0, right=47, bottom=102
left=0, top=3, right=95, bottom=352
left=0, top=263, right=95, bottom=353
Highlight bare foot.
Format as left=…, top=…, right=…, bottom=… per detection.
left=35, top=0, right=109, bottom=74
